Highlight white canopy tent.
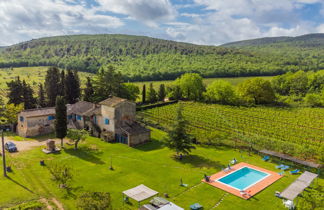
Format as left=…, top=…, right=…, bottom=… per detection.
left=123, top=184, right=158, bottom=207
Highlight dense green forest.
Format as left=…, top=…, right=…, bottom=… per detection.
left=0, top=34, right=323, bottom=81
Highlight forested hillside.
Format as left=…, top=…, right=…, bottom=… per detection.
left=0, top=34, right=323, bottom=81
left=222, top=33, right=324, bottom=47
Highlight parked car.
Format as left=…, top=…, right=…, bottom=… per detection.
left=5, top=142, right=17, bottom=152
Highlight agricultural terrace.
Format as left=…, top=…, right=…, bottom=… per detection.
left=138, top=102, right=324, bottom=161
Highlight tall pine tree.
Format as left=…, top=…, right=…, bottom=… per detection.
left=142, top=84, right=146, bottom=104
left=83, top=77, right=94, bottom=102
left=158, top=84, right=166, bottom=101
left=7, top=77, right=23, bottom=105
left=92, top=65, right=124, bottom=102
left=165, top=104, right=195, bottom=157
left=59, top=70, right=66, bottom=97
left=37, top=83, right=46, bottom=107
left=45, top=66, right=60, bottom=106
left=22, top=80, right=36, bottom=109
left=55, top=96, right=67, bottom=148
left=65, top=70, right=81, bottom=104
left=147, top=83, right=157, bottom=103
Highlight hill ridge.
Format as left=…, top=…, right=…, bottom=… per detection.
left=0, top=33, right=323, bottom=81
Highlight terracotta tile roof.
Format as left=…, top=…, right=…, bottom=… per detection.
left=120, top=121, right=150, bottom=135
left=99, top=96, right=128, bottom=107
left=67, top=101, right=95, bottom=115
left=20, top=107, right=55, bottom=118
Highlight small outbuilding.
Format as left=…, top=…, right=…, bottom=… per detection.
left=123, top=184, right=158, bottom=207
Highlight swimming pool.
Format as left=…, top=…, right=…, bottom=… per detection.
left=216, top=167, right=270, bottom=191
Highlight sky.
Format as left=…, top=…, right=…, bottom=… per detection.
left=0, top=0, right=323, bottom=46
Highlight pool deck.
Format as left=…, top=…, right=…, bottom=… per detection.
left=202, top=162, right=282, bottom=199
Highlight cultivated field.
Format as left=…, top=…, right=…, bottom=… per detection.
left=1, top=128, right=318, bottom=209
left=138, top=102, right=324, bottom=161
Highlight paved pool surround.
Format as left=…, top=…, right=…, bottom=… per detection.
left=202, top=162, right=282, bottom=199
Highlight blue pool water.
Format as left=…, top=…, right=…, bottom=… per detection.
left=217, top=167, right=269, bottom=190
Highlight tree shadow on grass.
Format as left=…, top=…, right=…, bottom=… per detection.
left=175, top=154, right=225, bottom=170
left=135, top=139, right=164, bottom=151
left=64, top=147, right=105, bottom=165
left=7, top=176, right=35, bottom=194
left=63, top=186, right=84, bottom=199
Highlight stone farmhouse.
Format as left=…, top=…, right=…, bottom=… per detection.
left=17, top=97, right=150, bottom=146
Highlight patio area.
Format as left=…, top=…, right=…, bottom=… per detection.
left=202, top=162, right=282, bottom=199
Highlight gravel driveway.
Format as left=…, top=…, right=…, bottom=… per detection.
left=0, top=137, right=68, bottom=152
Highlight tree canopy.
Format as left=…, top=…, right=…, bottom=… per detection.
left=238, top=78, right=276, bottom=105
left=165, top=104, right=195, bottom=157
left=1, top=34, right=323, bottom=81
left=204, top=80, right=237, bottom=105
left=175, top=73, right=204, bottom=101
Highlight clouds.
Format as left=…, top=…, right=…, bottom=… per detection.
left=0, top=0, right=123, bottom=45
left=0, top=0, right=323, bottom=46
left=165, top=0, right=324, bottom=45
left=96, top=0, right=176, bottom=26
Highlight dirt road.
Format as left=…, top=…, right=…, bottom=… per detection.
left=0, top=137, right=68, bottom=152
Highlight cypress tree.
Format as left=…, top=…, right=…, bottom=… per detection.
left=147, top=83, right=157, bottom=103
left=55, top=96, right=67, bottom=148
left=45, top=66, right=60, bottom=106
left=59, top=70, right=66, bottom=97
left=38, top=83, right=46, bottom=108
left=22, top=80, right=36, bottom=109
left=158, top=84, right=166, bottom=101
left=142, top=84, right=146, bottom=104
left=83, top=77, right=94, bottom=102
left=65, top=70, right=81, bottom=104
left=73, top=70, right=81, bottom=101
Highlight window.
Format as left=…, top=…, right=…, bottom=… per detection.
left=68, top=115, right=72, bottom=120
left=93, top=116, right=97, bottom=124
left=77, top=115, right=82, bottom=121
left=48, top=116, right=55, bottom=120
left=105, top=118, right=109, bottom=125
left=20, top=116, right=24, bottom=122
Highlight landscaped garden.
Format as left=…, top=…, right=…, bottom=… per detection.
left=0, top=127, right=322, bottom=209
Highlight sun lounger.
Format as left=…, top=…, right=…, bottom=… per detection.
left=290, top=169, right=300, bottom=174
left=230, top=158, right=237, bottom=165
left=190, top=203, right=203, bottom=210
left=278, top=171, right=284, bottom=176
left=204, top=174, right=210, bottom=182
left=281, top=165, right=290, bottom=170
left=262, top=156, right=270, bottom=161
left=276, top=164, right=285, bottom=169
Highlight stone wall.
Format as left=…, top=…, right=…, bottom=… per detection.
left=128, top=131, right=151, bottom=146
left=17, top=114, right=55, bottom=137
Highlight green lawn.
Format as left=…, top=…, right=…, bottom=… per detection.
left=1, top=128, right=320, bottom=209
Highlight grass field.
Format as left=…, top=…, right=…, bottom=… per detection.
left=0, top=128, right=322, bottom=209
left=0, top=67, right=92, bottom=99
left=138, top=102, right=324, bottom=161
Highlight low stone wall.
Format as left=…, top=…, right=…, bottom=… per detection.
left=129, top=131, right=151, bottom=146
